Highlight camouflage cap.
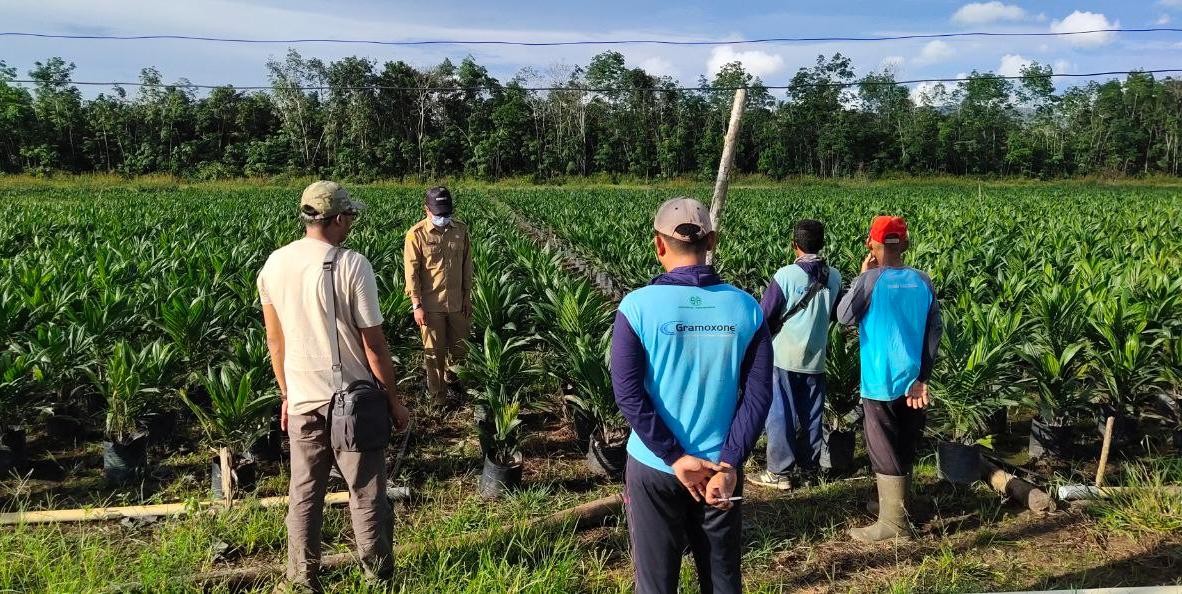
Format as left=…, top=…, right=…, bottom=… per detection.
left=299, top=180, right=366, bottom=221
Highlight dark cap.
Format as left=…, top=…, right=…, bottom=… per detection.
left=425, top=186, right=454, bottom=216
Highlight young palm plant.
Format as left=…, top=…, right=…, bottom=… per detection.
left=86, top=340, right=177, bottom=482
left=929, top=304, right=1020, bottom=484
left=182, top=365, right=278, bottom=497
left=1088, top=294, right=1164, bottom=419
left=462, top=328, right=537, bottom=497
left=824, top=324, right=861, bottom=432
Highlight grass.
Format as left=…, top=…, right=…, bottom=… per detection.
left=3, top=430, right=1181, bottom=593
left=1090, top=457, right=1182, bottom=536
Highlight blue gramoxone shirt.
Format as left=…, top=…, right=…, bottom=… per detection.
left=836, top=266, right=942, bottom=400
left=611, top=265, right=773, bottom=474
left=759, top=255, right=843, bottom=374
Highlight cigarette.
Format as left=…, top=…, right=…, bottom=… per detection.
left=727, top=496, right=743, bottom=501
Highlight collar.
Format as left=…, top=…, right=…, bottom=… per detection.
left=650, top=264, right=724, bottom=287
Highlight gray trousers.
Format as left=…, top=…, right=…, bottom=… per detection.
left=286, top=404, right=393, bottom=585
left=625, top=455, right=743, bottom=594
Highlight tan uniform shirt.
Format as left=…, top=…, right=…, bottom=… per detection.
left=403, top=218, right=473, bottom=313
left=257, top=238, right=384, bottom=415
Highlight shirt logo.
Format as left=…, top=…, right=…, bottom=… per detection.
left=659, top=321, right=738, bottom=336
left=679, top=295, right=715, bottom=310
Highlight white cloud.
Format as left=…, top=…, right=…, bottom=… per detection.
left=915, top=40, right=956, bottom=65
left=951, top=2, right=1027, bottom=25
left=706, top=46, right=784, bottom=79
left=639, top=57, right=678, bottom=79
left=997, top=53, right=1032, bottom=77
left=911, top=81, right=951, bottom=106
left=1050, top=11, right=1120, bottom=47
left=1053, top=60, right=1074, bottom=74
left=1156, top=14, right=1172, bottom=25
left=880, top=55, right=905, bottom=72
left=1159, top=0, right=1182, bottom=7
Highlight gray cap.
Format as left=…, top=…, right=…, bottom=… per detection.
left=654, top=197, right=712, bottom=242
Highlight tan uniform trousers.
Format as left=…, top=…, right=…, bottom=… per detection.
left=421, top=310, right=471, bottom=399
left=286, top=404, right=393, bottom=586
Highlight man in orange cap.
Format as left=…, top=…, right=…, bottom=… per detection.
left=836, top=215, right=942, bottom=543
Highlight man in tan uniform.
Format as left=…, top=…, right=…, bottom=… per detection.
left=403, top=186, right=473, bottom=406
left=259, top=180, right=410, bottom=591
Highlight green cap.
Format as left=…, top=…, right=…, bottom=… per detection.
left=299, top=180, right=366, bottom=221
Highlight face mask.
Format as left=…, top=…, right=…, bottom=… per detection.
left=432, top=215, right=453, bottom=227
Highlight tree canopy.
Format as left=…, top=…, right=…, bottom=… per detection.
left=1, top=52, right=1180, bottom=180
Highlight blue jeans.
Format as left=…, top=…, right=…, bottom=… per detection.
left=765, top=368, right=825, bottom=475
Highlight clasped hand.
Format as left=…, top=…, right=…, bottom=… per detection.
left=671, top=455, right=737, bottom=510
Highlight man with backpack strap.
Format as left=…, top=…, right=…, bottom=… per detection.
left=258, top=181, right=410, bottom=591
left=750, top=220, right=843, bottom=490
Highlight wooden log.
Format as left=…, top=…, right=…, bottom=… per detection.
left=706, top=87, right=747, bottom=266
left=981, top=457, right=1054, bottom=512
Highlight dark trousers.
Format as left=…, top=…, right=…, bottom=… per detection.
left=862, top=397, right=926, bottom=477
left=765, top=368, right=825, bottom=474
left=625, top=456, right=743, bottom=594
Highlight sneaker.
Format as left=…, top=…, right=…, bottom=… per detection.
left=748, top=470, right=795, bottom=490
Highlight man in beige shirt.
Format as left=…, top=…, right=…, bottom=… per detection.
left=403, top=186, right=473, bottom=407
left=259, top=180, right=410, bottom=591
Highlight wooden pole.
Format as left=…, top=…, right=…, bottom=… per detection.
left=0, top=492, right=355, bottom=526
left=705, top=87, right=747, bottom=266
left=1096, top=416, right=1116, bottom=488
left=218, top=447, right=234, bottom=507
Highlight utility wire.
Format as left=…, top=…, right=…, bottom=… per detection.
left=1, top=28, right=1181, bottom=47
left=8, top=69, right=1182, bottom=92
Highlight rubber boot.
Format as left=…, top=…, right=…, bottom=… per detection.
left=849, top=474, right=911, bottom=543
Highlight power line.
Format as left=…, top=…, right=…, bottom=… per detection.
left=1, top=28, right=1181, bottom=47
left=8, top=70, right=1182, bottom=92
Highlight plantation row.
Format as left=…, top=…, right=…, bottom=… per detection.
left=507, top=184, right=1182, bottom=455
left=2, top=183, right=1181, bottom=501
left=0, top=186, right=621, bottom=497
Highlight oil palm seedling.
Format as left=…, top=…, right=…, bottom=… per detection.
left=155, top=289, right=230, bottom=365
left=1088, top=294, right=1164, bottom=446
left=86, top=340, right=178, bottom=483
left=181, top=365, right=278, bottom=498
left=470, top=269, right=530, bottom=337
left=562, top=332, right=629, bottom=477
left=462, top=328, right=537, bottom=497
left=0, top=350, right=34, bottom=473
left=929, top=305, right=1021, bottom=484
left=822, top=324, right=860, bottom=473
left=1018, top=340, right=1093, bottom=458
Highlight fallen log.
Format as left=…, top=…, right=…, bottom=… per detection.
left=981, top=457, right=1054, bottom=513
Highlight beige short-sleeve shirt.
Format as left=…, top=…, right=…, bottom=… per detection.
left=257, top=237, right=384, bottom=415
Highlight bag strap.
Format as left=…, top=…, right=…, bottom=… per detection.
left=782, top=266, right=829, bottom=321
left=322, top=246, right=347, bottom=395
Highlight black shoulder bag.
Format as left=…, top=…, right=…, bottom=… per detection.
left=324, top=247, right=391, bottom=452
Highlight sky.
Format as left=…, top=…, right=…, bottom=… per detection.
left=2, top=0, right=1182, bottom=99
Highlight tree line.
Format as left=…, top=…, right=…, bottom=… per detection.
left=2, top=50, right=1181, bottom=181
